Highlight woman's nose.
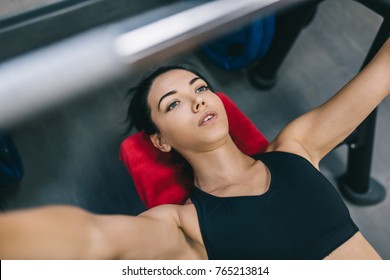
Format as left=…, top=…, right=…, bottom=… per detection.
left=193, top=96, right=206, bottom=112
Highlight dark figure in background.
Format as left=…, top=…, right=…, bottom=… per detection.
left=249, top=0, right=324, bottom=89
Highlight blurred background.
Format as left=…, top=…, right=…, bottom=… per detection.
left=0, top=0, right=389, bottom=258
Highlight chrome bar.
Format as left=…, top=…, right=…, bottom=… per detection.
left=0, top=0, right=299, bottom=127
left=114, top=0, right=281, bottom=65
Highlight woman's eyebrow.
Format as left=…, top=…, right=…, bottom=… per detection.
left=189, top=77, right=201, bottom=85
left=158, top=90, right=177, bottom=111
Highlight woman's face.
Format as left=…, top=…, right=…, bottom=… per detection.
left=148, top=69, right=229, bottom=154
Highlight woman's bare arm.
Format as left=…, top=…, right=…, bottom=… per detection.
left=268, top=38, right=390, bottom=166
left=0, top=204, right=190, bottom=259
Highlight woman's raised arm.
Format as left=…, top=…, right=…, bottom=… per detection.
left=0, top=204, right=189, bottom=259
left=268, top=38, right=390, bottom=167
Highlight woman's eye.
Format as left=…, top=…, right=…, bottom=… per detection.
left=196, top=85, right=208, bottom=93
left=167, top=101, right=179, bottom=111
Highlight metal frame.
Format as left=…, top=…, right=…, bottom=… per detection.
left=0, top=0, right=178, bottom=62
left=0, top=0, right=297, bottom=127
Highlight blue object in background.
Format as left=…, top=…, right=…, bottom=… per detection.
left=201, top=16, right=275, bottom=70
left=0, top=131, right=24, bottom=187
left=181, top=0, right=275, bottom=71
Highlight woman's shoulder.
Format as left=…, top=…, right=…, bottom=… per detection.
left=139, top=203, right=197, bottom=227
left=265, top=140, right=320, bottom=170
left=139, top=204, right=183, bottom=224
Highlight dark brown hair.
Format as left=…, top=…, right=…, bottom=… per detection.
left=125, top=64, right=214, bottom=135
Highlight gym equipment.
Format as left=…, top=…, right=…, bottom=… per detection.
left=0, top=0, right=388, bottom=205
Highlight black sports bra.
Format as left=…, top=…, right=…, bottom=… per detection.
left=190, top=151, right=358, bottom=260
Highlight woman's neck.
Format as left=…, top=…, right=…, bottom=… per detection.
left=183, top=136, right=256, bottom=194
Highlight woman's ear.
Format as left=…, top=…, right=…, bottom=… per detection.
left=150, top=133, right=172, bottom=152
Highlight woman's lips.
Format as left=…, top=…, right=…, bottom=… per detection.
left=199, top=110, right=218, bottom=126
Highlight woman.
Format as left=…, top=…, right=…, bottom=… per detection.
left=0, top=38, right=389, bottom=260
